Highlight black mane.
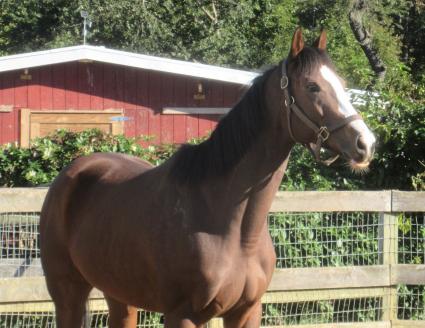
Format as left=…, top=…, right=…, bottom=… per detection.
left=169, top=68, right=275, bottom=184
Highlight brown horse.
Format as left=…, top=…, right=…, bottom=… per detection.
left=40, top=29, right=375, bottom=328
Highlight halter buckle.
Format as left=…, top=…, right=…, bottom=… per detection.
left=318, top=126, right=330, bottom=141
left=280, top=76, right=289, bottom=89
left=284, top=96, right=295, bottom=107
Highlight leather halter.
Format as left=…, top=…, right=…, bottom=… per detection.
left=280, top=62, right=362, bottom=166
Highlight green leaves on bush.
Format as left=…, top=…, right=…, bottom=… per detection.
left=269, top=212, right=380, bottom=268
left=0, top=129, right=178, bottom=187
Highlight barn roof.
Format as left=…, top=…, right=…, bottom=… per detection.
left=0, top=45, right=259, bottom=85
left=0, top=45, right=372, bottom=103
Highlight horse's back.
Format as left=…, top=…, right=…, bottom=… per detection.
left=41, top=151, right=154, bottom=236
left=40, top=152, right=154, bottom=272
left=64, top=152, right=153, bottom=182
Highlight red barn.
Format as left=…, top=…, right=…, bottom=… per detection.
left=0, top=45, right=258, bottom=146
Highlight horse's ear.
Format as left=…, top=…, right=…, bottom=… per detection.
left=290, top=27, right=304, bottom=58
left=314, top=29, right=327, bottom=50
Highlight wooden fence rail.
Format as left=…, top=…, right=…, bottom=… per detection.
left=2, top=188, right=423, bottom=213
left=0, top=188, right=424, bottom=328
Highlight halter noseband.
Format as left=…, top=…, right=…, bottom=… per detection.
left=280, top=61, right=362, bottom=166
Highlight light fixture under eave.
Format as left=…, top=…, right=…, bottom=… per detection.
left=20, top=68, right=32, bottom=81
left=193, top=82, right=206, bottom=100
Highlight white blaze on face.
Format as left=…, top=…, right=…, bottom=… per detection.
left=320, top=65, right=376, bottom=163
left=319, top=65, right=357, bottom=118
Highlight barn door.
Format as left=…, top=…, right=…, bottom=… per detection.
left=20, top=109, right=124, bottom=147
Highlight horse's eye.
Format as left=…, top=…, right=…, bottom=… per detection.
left=307, top=83, right=321, bottom=93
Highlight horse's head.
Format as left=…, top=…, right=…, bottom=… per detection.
left=282, top=28, right=376, bottom=171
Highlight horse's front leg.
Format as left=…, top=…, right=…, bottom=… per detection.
left=223, top=302, right=262, bottom=328
left=164, top=303, right=205, bottom=328
left=164, top=316, right=204, bottom=328
left=105, top=295, right=138, bottom=328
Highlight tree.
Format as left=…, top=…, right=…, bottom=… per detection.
left=348, top=0, right=387, bottom=83
left=0, top=0, right=81, bottom=55
left=0, top=0, right=285, bottom=69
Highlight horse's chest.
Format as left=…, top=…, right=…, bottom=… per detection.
left=212, top=261, right=270, bottom=314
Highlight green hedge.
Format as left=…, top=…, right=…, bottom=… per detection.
left=0, top=129, right=363, bottom=189
left=0, top=129, right=177, bottom=187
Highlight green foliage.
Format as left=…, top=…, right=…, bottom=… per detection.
left=0, top=0, right=284, bottom=69
left=412, top=162, right=425, bottom=191
left=398, top=285, right=425, bottom=320
left=398, top=213, right=425, bottom=265
left=269, top=212, right=379, bottom=268
left=265, top=210, right=424, bottom=323
left=360, top=91, right=425, bottom=190
left=81, top=0, right=287, bottom=68
left=0, top=314, right=55, bottom=327
left=0, top=129, right=178, bottom=187
left=281, top=145, right=364, bottom=191
left=0, top=0, right=82, bottom=55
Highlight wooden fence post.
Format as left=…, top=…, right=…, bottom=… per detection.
left=378, top=209, right=398, bottom=324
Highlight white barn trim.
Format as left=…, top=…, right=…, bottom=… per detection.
left=0, top=45, right=258, bottom=85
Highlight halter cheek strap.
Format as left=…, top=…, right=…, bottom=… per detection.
left=280, top=62, right=362, bottom=166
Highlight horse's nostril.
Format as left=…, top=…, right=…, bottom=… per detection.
left=356, top=135, right=375, bottom=161
left=356, top=135, right=367, bottom=153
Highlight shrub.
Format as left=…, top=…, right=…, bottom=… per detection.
left=0, top=129, right=178, bottom=187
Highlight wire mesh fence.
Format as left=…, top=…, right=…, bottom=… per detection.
left=0, top=211, right=388, bottom=278
left=1, top=209, right=424, bottom=327
left=0, top=300, right=164, bottom=328
left=0, top=297, right=389, bottom=327
left=268, top=212, right=382, bottom=268
left=0, top=311, right=56, bottom=328
left=262, top=296, right=384, bottom=326
left=0, top=287, right=423, bottom=327
left=0, top=212, right=41, bottom=278
left=398, top=212, right=425, bottom=265
left=397, top=285, right=425, bottom=321
left=84, top=306, right=163, bottom=328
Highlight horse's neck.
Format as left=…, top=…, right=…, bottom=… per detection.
left=226, top=132, right=292, bottom=248
left=200, top=124, right=291, bottom=249
left=198, top=68, right=292, bottom=248
left=227, top=69, right=292, bottom=247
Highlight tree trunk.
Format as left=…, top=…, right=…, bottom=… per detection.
left=349, top=0, right=386, bottom=84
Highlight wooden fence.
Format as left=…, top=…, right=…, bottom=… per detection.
left=0, top=188, right=424, bottom=328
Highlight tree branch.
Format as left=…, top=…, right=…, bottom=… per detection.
left=349, top=0, right=386, bottom=84
left=197, top=1, right=218, bottom=24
